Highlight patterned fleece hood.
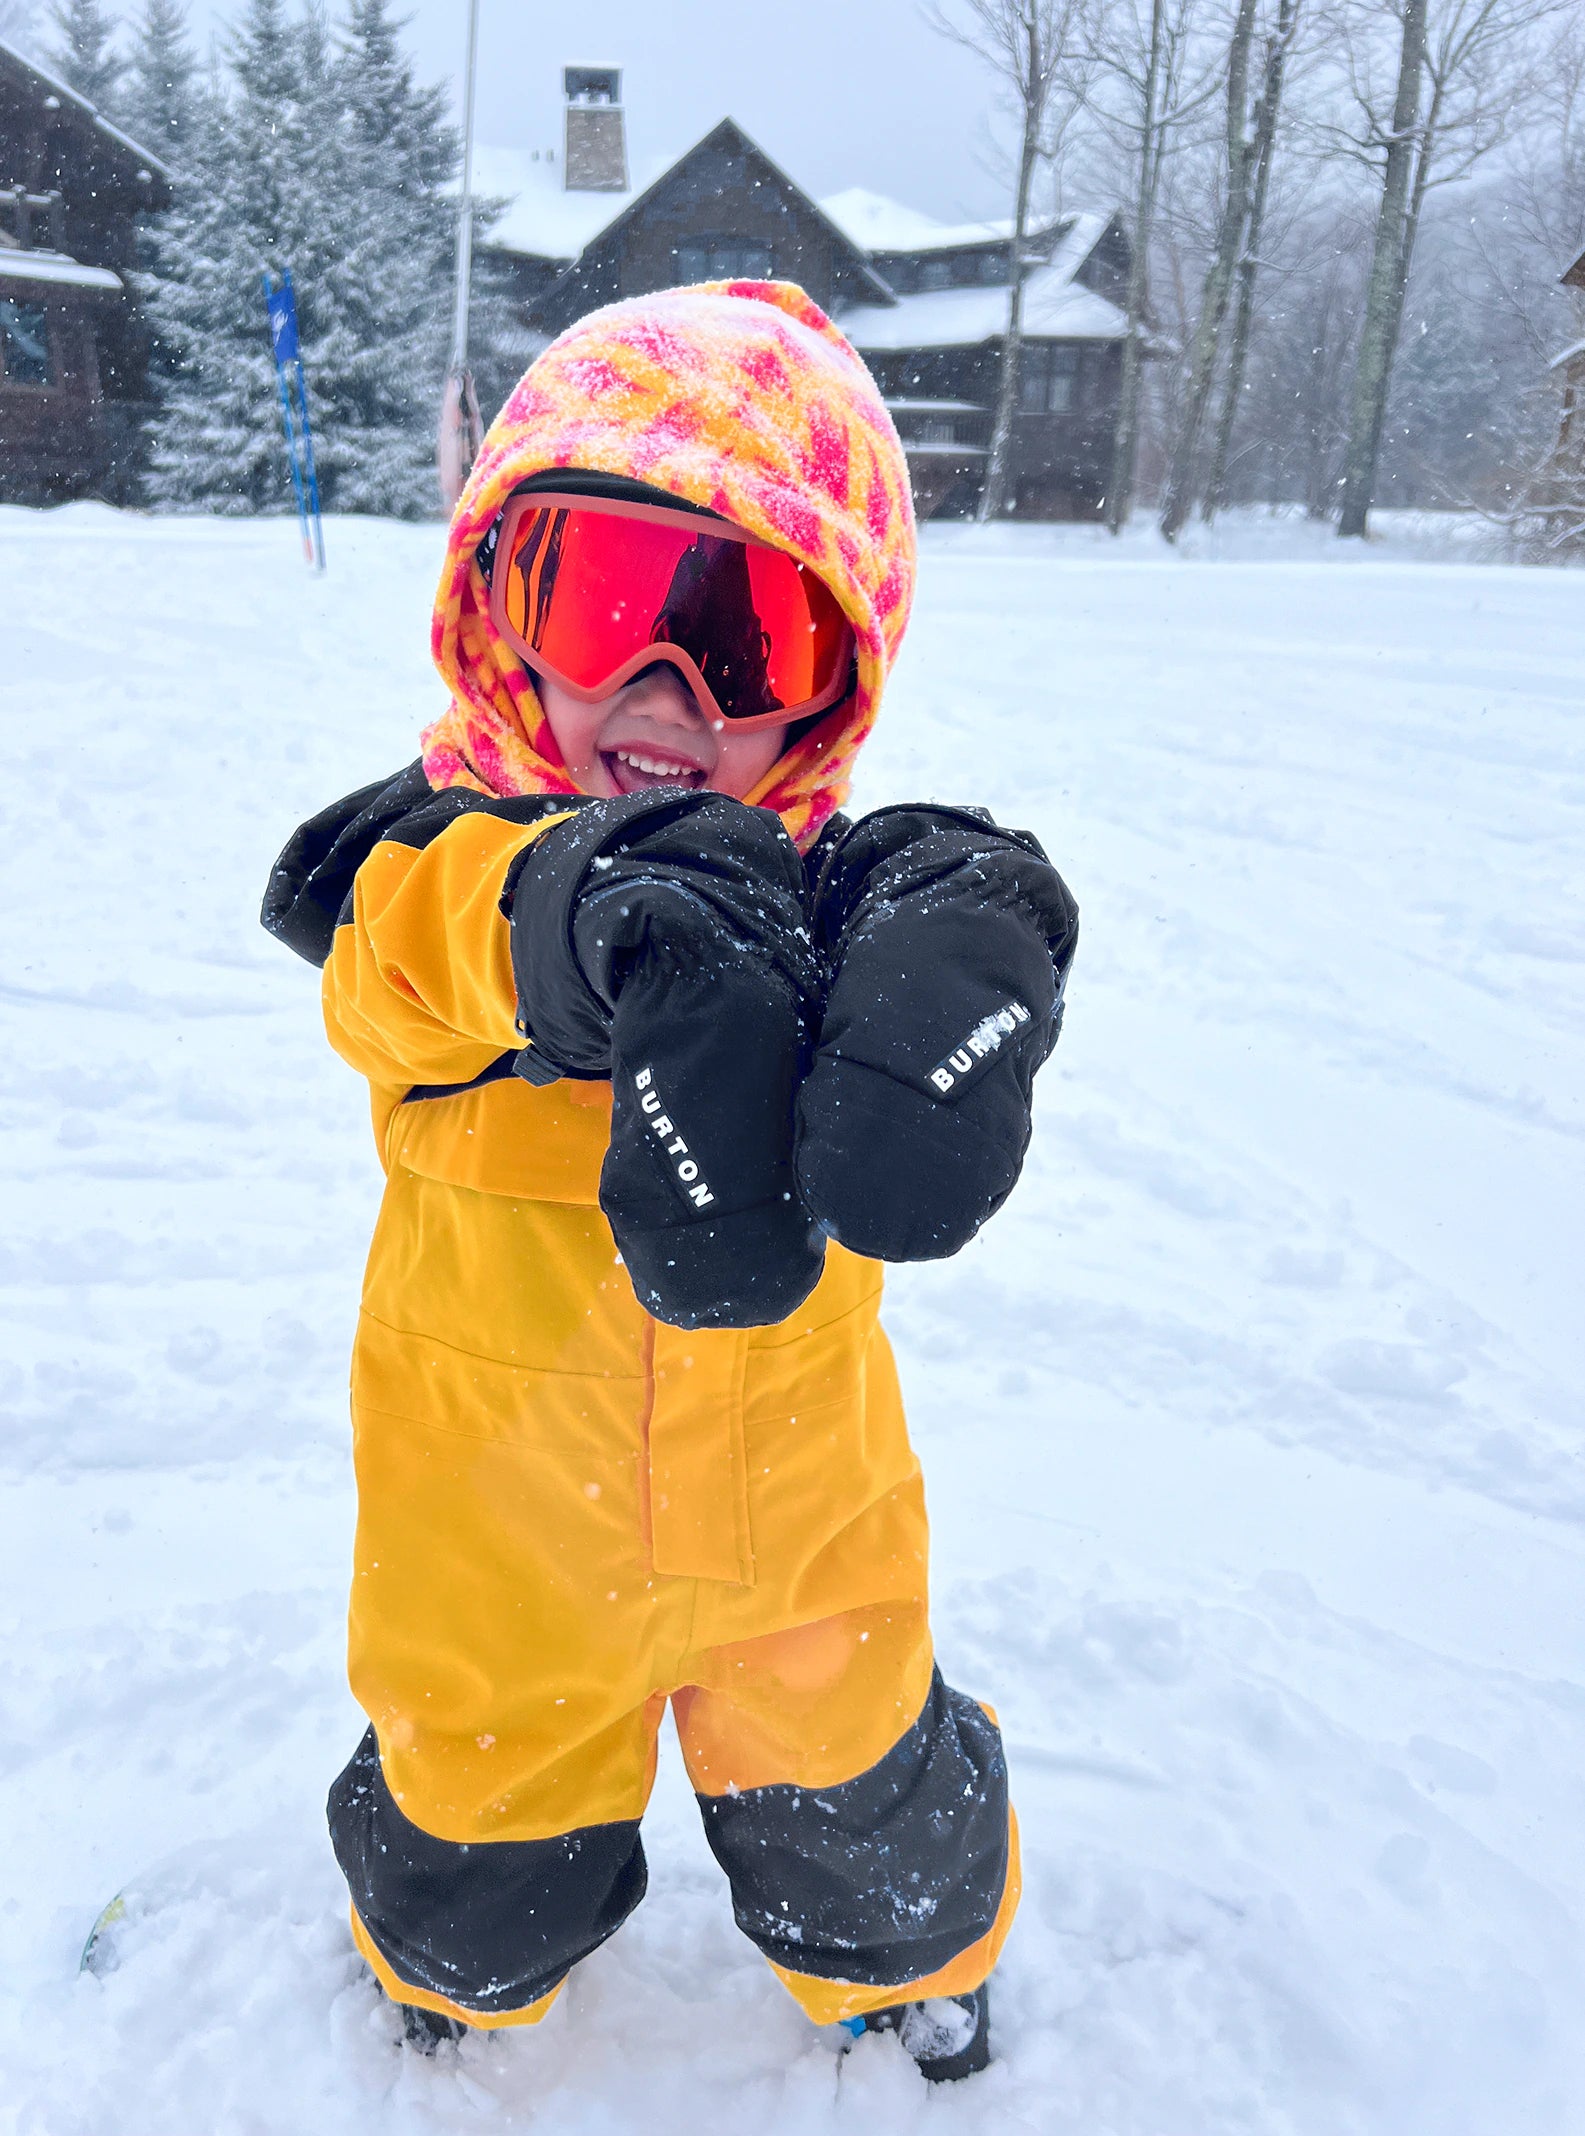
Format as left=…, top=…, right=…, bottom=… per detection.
left=421, top=279, right=917, bottom=848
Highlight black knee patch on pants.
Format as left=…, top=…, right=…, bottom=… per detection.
left=696, top=1669, right=1010, bottom=1985
left=329, top=1728, right=647, bottom=2016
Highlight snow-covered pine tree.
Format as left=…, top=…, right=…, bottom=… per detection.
left=122, top=0, right=195, bottom=157
left=141, top=0, right=473, bottom=517
left=122, top=0, right=194, bottom=501
left=304, top=0, right=458, bottom=515
left=141, top=0, right=340, bottom=511
left=46, top=0, right=124, bottom=112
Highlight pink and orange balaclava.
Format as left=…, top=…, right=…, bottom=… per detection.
left=422, top=280, right=917, bottom=849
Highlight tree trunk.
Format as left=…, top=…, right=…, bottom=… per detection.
left=1106, top=0, right=1167, bottom=534
left=1157, top=0, right=1260, bottom=541
left=979, top=17, right=1044, bottom=522
left=1202, top=0, right=1297, bottom=521
left=1339, top=72, right=1439, bottom=525
left=1396, top=65, right=1442, bottom=308
left=1336, top=0, right=1427, bottom=538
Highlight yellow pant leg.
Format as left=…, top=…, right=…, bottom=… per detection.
left=332, top=1152, right=1016, bottom=2027
left=674, top=1599, right=1020, bottom=2025
left=335, top=1167, right=686, bottom=2019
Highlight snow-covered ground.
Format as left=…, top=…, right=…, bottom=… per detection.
left=1, top=503, right=1581, bottom=2134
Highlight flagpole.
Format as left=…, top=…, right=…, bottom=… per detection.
left=438, top=0, right=484, bottom=508
left=451, top=0, right=479, bottom=377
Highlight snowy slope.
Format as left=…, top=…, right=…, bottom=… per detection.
left=1, top=505, right=1582, bottom=2134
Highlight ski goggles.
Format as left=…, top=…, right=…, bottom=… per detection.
left=487, top=492, right=854, bottom=733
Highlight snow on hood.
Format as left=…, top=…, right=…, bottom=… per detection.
left=422, top=279, right=917, bottom=848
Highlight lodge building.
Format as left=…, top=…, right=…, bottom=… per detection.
left=1, top=48, right=1130, bottom=519
left=0, top=38, right=170, bottom=503
left=479, top=69, right=1131, bottom=521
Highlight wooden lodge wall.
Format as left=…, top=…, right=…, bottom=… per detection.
left=0, top=44, right=169, bottom=502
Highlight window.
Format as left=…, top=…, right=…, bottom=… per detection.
left=675, top=239, right=773, bottom=282
left=918, top=418, right=957, bottom=444
left=0, top=298, right=53, bottom=388
left=1018, top=343, right=1079, bottom=415
left=918, top=258, right=952, bottom=292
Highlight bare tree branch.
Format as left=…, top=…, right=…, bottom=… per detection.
left=924, top=0, right=1090, bottom=519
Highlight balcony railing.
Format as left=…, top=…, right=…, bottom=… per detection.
left=0, top=188, right=67, bottom=253
left=883, top=398, right=990, bottom=455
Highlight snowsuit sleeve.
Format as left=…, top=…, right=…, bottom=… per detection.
left=260, top=763, right=581, bottom=1092
left=321, top=809, right=577, bottom=1090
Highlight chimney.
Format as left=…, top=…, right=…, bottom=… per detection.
left=563, top=66, right=627, bottom=192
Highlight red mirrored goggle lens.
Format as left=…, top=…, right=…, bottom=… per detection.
left=492, top=495, right=851, bottom=724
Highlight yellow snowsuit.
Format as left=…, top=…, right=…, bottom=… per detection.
left=267, top=282, right=1020, bottom=2031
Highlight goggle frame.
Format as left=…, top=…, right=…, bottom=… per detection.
left=486, top=491, right=854, bottom=735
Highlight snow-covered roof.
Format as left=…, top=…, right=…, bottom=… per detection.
left=816, top=188, right=1107, bottom=262
left=1043, top=211, right=1109, bottom=283
left=1547, top=336, right=1585, bottom=372
left=0, top=37, right=174, bottom=185
left=818, top=186, right=1017, bottom=253
left=842, top=257, right=1128, bottom=350
left=468, top=127, right=1121, bottom=342
left=472, top=125, right=888, bottom=311
left=470, top=142, right=676, bottom=260
left=0, top=247, right=121, bottom=292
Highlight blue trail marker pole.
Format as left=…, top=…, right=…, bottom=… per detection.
left=267, top=320, right=311, bottom=558
left=262, top=270, right=326, bottom=570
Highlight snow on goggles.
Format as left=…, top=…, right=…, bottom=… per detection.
left=487, top=492, right=853, bottom=732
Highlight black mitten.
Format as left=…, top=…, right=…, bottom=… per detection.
left=795, top=804, right=1078, bottom=1263
left=506, top=789, right=824, bottom=1329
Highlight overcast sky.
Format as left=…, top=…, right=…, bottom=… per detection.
left=186, top=0, right=1026, bottom=224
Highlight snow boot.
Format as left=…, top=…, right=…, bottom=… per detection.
left=844, top=1983, right=991, bottom=2082
left=399, top=2002, right=469, bottom=2054
left=362, top=1965, right=469, bottom=2053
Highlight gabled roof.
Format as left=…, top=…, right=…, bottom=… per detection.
left=480, top=117, right=890, bottom=307
left=474, top=107, right=1127, bottom=349
left=819, top=186, right=1018, bottom=253
left=472, top=141, right=671, bottom=261
left=840, top=215, right=1127, bottom=349
left=841, top=277, right=1126, bottom=350
left=0, top=37, right=174, bottom=190
left=818, top=186, right=1067, bottom=256
left=524, top=118, right=895, bottom=333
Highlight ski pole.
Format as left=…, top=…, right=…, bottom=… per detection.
left=284, top=271, right=326, bottom=572
left=263, top=271, right=312, bottom=563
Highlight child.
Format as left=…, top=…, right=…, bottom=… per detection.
left=263, top=281, right=1077, bottom=2083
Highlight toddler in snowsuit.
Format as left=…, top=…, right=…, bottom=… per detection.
left=263, top=281, right=1077, bottom=2080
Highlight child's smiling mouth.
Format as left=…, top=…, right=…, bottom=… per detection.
left=601, top=742, right=711, bottom=793
left=536, top=660, right=788, bottom=802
